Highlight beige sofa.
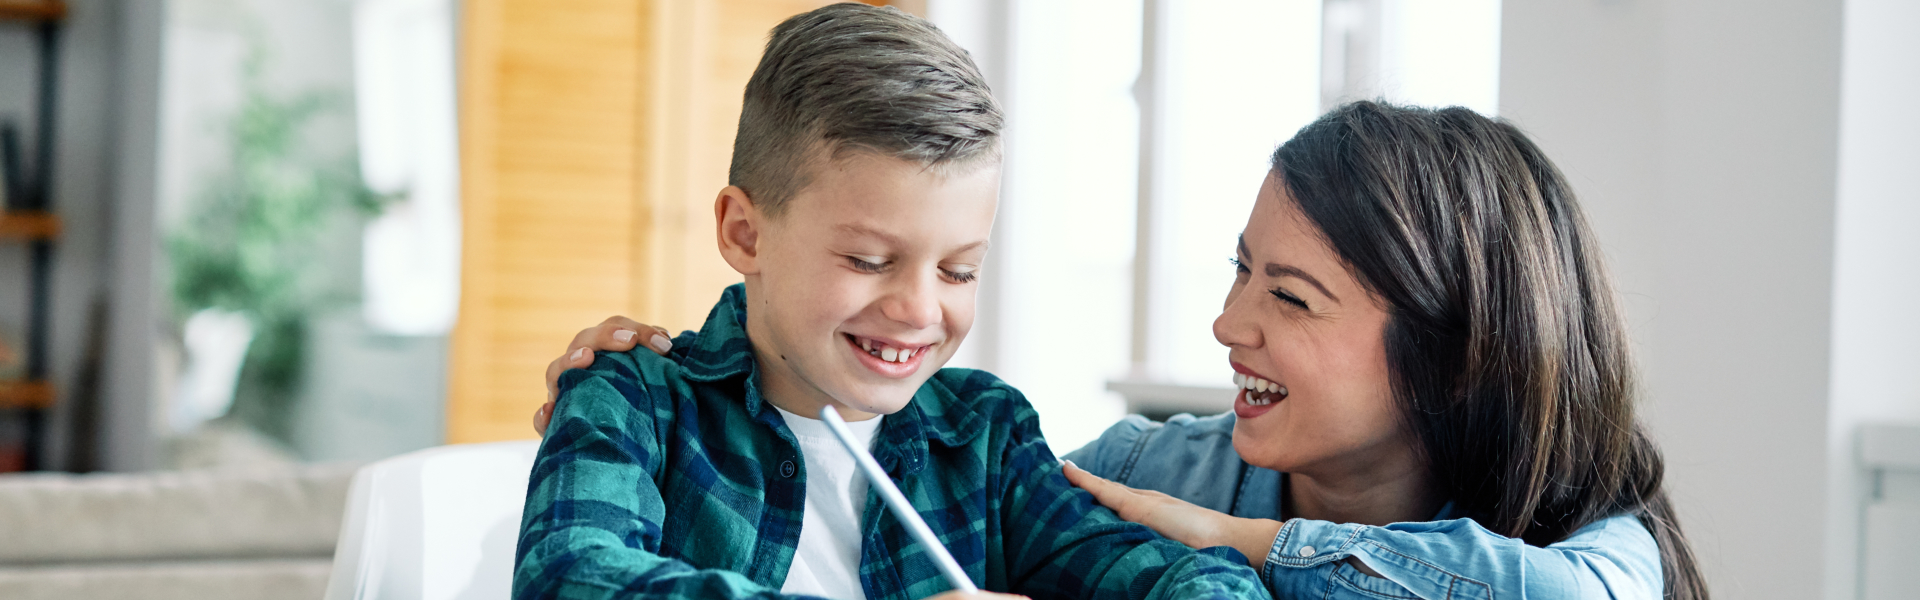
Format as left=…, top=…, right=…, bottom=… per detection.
left=0, top=464, right=356, bottom=600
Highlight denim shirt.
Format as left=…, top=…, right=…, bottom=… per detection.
left=1062, top=412, right=1664, bottom=600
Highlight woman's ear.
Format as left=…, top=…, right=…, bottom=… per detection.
left=715, top=185, right=762, bottom=275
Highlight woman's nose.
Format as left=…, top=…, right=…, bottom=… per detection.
left=1214, top=286, right=1262, bottom=349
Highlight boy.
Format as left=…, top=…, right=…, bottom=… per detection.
left=513, top=5, right=1261, bottom=599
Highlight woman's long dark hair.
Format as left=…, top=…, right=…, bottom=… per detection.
left=1273, top=102, right=1707, bottom=599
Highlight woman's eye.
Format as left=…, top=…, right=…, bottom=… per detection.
left=1270, top=288, right=1309, bottom=309
left=942, top=267, right=979, bottom=284
left=1229, top=257, right=1250, bottom=274
left=848, top=256, right=888, bottom=273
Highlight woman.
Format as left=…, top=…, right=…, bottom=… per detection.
left=534, top=102, right=1707, bottom=599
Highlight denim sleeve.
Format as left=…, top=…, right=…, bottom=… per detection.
left=992, top=392, right=1265, bottom=599
left=1059, top=414, right=1157, bottom=481
left=512, top=351, right=800, bottom=600
left=1260, top=513, right=1662, bottom=600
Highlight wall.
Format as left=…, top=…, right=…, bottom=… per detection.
left=1828, top=0, right=1920, bottom=598
left=1500, top=0, right=1843, bottom=597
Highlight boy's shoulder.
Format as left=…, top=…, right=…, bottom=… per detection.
left=913, top=368, right=1041, bottom=445
left=925, top=367, right=1027, bottom=412
left=555, top=329, right=716, bottom=417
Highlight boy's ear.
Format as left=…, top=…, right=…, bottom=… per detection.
left=715, top=185, right=762, bottom=275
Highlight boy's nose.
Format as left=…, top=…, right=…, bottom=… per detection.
left=880, top=280, right=942, bottom=330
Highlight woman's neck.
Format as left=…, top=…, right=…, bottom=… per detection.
left=1284, top=447, right=1442, bottom=526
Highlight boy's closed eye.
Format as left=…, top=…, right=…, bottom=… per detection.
left=844, top=254, right=981, bottom=284
left=847, top=254, right=890, bottom=273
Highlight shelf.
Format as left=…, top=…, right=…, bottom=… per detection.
left=0, top=211, right=60, bottom=241
left=0, top=0, right=66, bottom=22
left=0, top=379, right=54, bottom=409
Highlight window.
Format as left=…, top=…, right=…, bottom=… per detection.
left=931, top=0, right=1500, bottom=453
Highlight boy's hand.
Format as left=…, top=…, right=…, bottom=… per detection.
left=533, top=316, right=674, bottom=436
left=925, top=592, right=1027, bottom=600
left=1061, top=460, right=1284, bottom=570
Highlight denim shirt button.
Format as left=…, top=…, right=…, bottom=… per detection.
left=780, top=460, right=796, bottom=478
left=1297, top=546, right=1316, bottom=558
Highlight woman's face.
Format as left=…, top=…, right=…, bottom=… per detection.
left=1217, top=174, right=1411, bottom=482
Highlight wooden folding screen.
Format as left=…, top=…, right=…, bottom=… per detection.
left=449, top=0, right=901, bottom=442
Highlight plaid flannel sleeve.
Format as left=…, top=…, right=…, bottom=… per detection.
left=511, top=351, right=798, bottom=600
left=991, top=389, right=1268, bottom=600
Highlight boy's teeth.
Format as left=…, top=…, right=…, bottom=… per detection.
left=881, top=348, right=899, bottom=362
left=899, top=348, right=914, bottom=361
left=861, top=338, right=873, bottom=351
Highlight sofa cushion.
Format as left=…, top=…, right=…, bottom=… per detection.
left=0, top=464, right=355, bottom=564
left=0, top=558, right=330, bottom=600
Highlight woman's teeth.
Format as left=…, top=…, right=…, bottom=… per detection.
left=1233, top=372, right=1288, bottom=406
left=857, top=337, right=917, bottom=363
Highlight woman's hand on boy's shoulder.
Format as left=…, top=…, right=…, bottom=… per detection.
left=534, top=316, right=675, bottom=436
left=1062, top=460, right=1284, bottom=570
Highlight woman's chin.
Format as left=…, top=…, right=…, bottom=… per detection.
left=1230, top=421, right=1293, bottom=472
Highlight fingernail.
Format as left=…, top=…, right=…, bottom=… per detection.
left=613, top=329, right=636, bottom=344
left=649, top=334, right=673, bottom=354
left=571, top=347, right=587, bottom=362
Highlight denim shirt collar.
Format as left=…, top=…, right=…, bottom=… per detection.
left=678, top=284, right=985, bottom=476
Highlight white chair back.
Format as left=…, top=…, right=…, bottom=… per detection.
left=324, top=440, right=541, bottom=600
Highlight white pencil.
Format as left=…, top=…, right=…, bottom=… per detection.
left=818, top=406, right=979, bottom=595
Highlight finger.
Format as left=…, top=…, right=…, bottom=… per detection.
left=601, top=317, right=672, bottom=354
left=645, top=325, right=673, bottom=354
left=532, top=401, right=554, bottom=436
left=1062, top=461, right=1141, bottom=515
left=570, top=316, right=673, bottom=356
left=545, top=349, right=587, bottom=401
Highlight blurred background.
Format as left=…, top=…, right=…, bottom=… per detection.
left=0, top=0, right=1914, bottom=598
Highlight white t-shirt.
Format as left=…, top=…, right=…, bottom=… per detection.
left=774, top=405, right=883, bottom=600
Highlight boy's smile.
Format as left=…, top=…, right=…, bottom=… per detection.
left=844, top=333, right=932, bottom=377
left=715, top=151, right=1000, bottom=422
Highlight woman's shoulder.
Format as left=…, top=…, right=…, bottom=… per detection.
left=1065, top=412, right=1236, bottom=473
left=1064, top=412, right=1281, bottom=516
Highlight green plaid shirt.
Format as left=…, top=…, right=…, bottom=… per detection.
left=514, top=284, right=1262, bottom=600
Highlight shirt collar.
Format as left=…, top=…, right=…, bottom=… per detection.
left=871, top=377, right=988, bottom=476
left=681, top=284, right=987, bottom=472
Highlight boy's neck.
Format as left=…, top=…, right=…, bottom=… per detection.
left=751, top=348, right=883, bottom=422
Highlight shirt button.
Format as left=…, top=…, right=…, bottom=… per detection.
left=1297, top=546, right=1316, bottom=558
left=780, top=460, right=796, bottom=478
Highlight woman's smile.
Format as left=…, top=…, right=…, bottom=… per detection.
left=1230, top=361, right=1287, bottom=418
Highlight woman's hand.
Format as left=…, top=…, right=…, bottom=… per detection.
left=533, top=316, right=675, bottom=436
left=1062, top=460, right=1284, bottom=570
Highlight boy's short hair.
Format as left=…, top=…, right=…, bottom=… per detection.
left=730, top=3, right=1003, bottom=217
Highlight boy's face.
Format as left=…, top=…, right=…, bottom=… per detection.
left=724, top=153, right=999, bottom=421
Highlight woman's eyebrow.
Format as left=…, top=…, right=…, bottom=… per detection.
left=1266, top=264, right=1340, bottom=303
left=1238, top=234, right=1341, bottom=303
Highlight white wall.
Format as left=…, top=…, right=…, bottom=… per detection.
left=1828, top=1, right=1920, bottom=598
left=1500, top=1, right=1844, bottom=598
